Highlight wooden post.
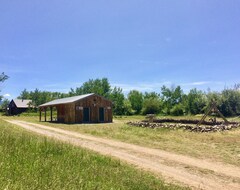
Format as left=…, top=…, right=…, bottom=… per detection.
left=39, top=108, right=42, bottom=122
left=44, top=108, right=47, bottom=122
left=197, top=101, right=229, bottom=126
left=50, top=107, right=53, bottom=122
left=146, top=114, right=155, bottom=123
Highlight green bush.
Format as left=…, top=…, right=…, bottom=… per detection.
left=142, top=98, right=161, bottom=115
left=170, top=104, right=184, bottom=116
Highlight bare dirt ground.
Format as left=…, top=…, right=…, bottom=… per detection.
left=5, top=120, right=240, bottom=190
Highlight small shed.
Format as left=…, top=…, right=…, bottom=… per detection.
left=39, top=93, right=112, bottom=124
left=8, top=99, right=32, bottom=115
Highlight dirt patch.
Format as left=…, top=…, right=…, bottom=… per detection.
left=5, top=120, right=240, bottom=190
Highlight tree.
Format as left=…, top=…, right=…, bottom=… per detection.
left=109, top=87, right=125, bottom=115
left=205, top=91, right=222, bottom=111
left=183, top=88, right=206, bottom=115
left=18, top=89, right=68, bottom=108
left=143, top=92, right=160, bottom=99
left=0, top=72, right=8, bottom=82
left=123, top=99, right=134, bottom=115
left=69, top=88, right=76, bottom=97
left=170, top=104, right=184, bottom=116
left=161, top=85, right=183, bottom=115
left=219, top=88, right=240, bottom=116
left=0, top=72, right=9, bottom=101
left=142, top=92, right=161, bottom=115
left=142, top=97, right=161, bottom=115
left=30, top=88, right=41, bottom=107
left=18, top=89, right=30, bottom=99
left=74, top=78, right=111, bottom=98
left=0, top=98, right=10, bottom=114
left=128, top=90, right=143, bottom=114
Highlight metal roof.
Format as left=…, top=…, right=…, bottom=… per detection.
left=13, top=99, right=32, bottom=108
left=39, top=93, right=95, bottom=107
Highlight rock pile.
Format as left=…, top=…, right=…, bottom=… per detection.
left=126, top=121, right=240, bottom=132
left=143, top=118, right=232, bottom=125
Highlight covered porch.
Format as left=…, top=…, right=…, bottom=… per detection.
left=39, top=106, right=59, bottom=122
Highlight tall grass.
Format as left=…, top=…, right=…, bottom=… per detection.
left=10, top=115, right=240, bottom=167
left=0, top=119, right=185, bottom=190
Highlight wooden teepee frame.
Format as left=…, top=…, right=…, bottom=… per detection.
left=197, top=101, right=229, bottom=126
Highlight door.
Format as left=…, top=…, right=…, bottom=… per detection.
left=99, top=107, right=104, bottom=122
left=83, top=107, right=90, bottom=122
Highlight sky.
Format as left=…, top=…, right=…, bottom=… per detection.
left=1, top=0, right=240, bottom=99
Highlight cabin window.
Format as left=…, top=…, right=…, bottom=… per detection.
left=76, top=106, right=83, bottom=110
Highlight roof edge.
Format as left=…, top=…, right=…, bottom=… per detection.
left=39, top=93, right=112, bottom=108
left=38, top=93, right=95, bottom=108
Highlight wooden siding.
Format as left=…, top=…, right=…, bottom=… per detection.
left=57, top=105, right=65, bottom=123
left=74, top=94, right=112, bottom=123
left=64, top=103, right=75, bottom=123
left=41, top=94, right=113, bottom=124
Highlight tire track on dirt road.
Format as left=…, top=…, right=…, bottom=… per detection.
left=5, top=120, right=240, bottom=190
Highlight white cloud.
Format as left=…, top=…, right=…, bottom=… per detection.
left=180, top=81, right=210, bottom=86
left=2, top=94, right=11, bottom=100
left=3, top=93, right=11, bottom=97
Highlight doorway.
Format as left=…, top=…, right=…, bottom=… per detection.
left=99, top=107, right=104, bottom=122
left=83, top=107, right=90, bottom=122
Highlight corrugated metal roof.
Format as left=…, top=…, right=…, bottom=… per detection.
left=13, top=99, right=32, bottom=108
left=39, top=93, right=94, bottom=107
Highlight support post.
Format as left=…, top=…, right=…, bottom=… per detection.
left=44, top=108, right=47, bottom=122
left=39, top=108, right=42, bottom=122
left=50, top=107, right=53, bottom=122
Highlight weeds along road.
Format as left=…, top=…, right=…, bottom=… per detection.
left=6, top=120, right=240, bottom=190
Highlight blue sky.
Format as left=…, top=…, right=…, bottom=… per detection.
left=1, top=0, right=240, bottom=99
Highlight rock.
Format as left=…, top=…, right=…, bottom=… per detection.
left=126, top=120, right=239, bottom=133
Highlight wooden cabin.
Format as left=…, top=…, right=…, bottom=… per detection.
left=39, top=93, right=112, bottom=124
left=8, top=99, right=32, bottom=115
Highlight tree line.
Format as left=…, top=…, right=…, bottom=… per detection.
left=2, top=77, right=240, bottom=117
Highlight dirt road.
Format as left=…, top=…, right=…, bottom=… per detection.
left=5, top=120, right=240, bottom=190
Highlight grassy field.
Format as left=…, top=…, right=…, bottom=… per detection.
left=0, top=119, right=185, bottom=190
left=2, top=114, right=240, bottom=167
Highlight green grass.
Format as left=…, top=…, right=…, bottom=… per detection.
left=3, top=114, right=240, bottom=167
left=0, top=119, right=186, bottom=190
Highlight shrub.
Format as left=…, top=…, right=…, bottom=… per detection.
left=142, top=98, right=161, bottom=115
left=170, top=104, right=184, bottom=116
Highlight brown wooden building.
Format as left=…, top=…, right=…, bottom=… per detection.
left=8, top=99, right=32, bottom=115
left=39, top=93, right=112, bottom=123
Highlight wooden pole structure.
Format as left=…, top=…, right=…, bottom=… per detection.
left=197, top=101, right=229, bottom=126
